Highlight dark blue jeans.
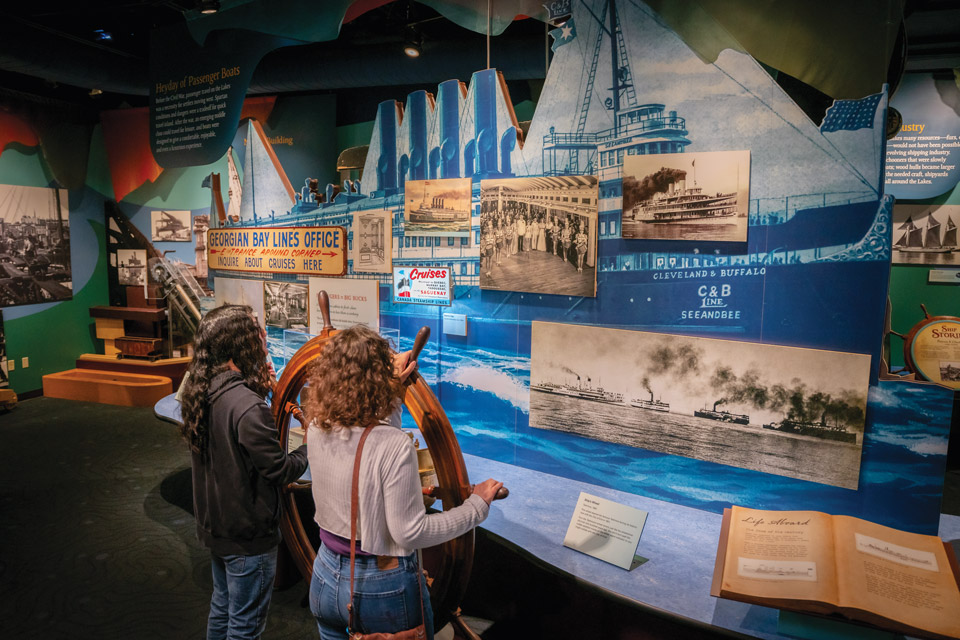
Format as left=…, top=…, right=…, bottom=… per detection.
left=309, top=543, right=433, bottom=640
left=207, top=548, right=278, bottom=640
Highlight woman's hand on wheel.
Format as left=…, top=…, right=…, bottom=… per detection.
left=472, top=479, right=504, bottom=505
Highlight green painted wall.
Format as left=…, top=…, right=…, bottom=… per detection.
left=1, top=126, right=109, bottom=395
left=887, top=182, right=960, bottom=370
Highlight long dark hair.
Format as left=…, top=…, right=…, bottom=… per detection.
left=179, top=304, right=271, bottom=454
left=303, top=325, right=401, bottom=432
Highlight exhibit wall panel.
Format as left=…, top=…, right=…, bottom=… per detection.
left=194, top=0, right=951, bottom=535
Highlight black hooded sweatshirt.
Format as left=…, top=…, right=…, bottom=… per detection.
left=191, top=370, right=308, bottom=556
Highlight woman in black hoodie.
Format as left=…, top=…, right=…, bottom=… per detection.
left=180, top=304, right=308, bottom=640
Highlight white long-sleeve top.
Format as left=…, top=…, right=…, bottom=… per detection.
left=308, top=406, right=489, bottom=557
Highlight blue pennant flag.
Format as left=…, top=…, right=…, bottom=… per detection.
left=549, top=18, right=577, bottom=52
left=820, top=93, right=883, bottom=132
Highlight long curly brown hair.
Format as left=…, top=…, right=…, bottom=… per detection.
left=303, top=325, right=401, bottom=432
left=179, top=304, right=271, bottom=454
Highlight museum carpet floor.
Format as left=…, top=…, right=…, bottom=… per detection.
left=0, top=397, right=957, bottom=640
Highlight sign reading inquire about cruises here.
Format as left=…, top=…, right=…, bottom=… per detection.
left=207, top=227, right=346, bottom=276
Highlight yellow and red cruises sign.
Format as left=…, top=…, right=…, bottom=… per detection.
left=207, top=227, right=347, bottom=276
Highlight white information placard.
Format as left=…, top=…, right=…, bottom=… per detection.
left=308, top=277, right=380, bottom=333
left=562, top=492, right=648, bottom=570
left=929, top=269, right=960, bottom=284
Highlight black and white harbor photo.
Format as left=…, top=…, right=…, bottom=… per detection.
left=530, top=321, right=871, bottom=489
left=479, top=176, right=598, bottom=297
left=0, top=184, right=72, bottom=307
left=621, top=150, right=750, bottom=242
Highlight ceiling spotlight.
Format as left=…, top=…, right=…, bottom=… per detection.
left=403, top=27, right=422, bottom=58
left=198, top=0, right=220, bottom=14
left=88, top=88, right=103, bottom=97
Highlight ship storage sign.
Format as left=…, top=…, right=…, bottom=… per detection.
left=393, top=267, right=452, bottom=306
left=207, top=227, right=346, bottom=276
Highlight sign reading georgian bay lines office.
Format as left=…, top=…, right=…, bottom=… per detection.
left=207, top=227, right=346, bottom=276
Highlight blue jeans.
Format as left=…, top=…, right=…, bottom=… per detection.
left=207, top=548, right=278, bottom=640
left=309, top=543, right=434, bottom=640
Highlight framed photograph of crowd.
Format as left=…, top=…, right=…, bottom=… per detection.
left=0, top=184, right=72, bottom=308
left=404, top=178, right=471, bottom=237
left=479, top=176, right=598, bottom=297
left=621, top=150, right=750, bottom=243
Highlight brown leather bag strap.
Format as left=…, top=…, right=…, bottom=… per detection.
left=346, top=423, right=428, bottom=638
left=347, top=424, right=375, bottom=633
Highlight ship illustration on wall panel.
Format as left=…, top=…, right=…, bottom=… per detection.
left=203, top=0, right=953, bottom=533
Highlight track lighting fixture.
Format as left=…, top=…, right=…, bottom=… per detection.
left=403, top=27, right=422, bottom=58
left=198, top=0, right=220, bottom=14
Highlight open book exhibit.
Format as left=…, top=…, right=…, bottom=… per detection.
left=712, top=507, right=960, bottom=639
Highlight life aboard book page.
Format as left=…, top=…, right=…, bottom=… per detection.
left=711, top=506, right=960, bottom=640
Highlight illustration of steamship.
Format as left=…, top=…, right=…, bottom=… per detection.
left=762, top=418, right=857, bottom=443
left=630, top=390, right=670, bottom=412
left=531, top=376, right=624, bottom=405
left=694, top=400, right=750, bottom=425
left=409, top=182, right=470, bottom=223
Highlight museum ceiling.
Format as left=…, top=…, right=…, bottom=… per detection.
left=0, top=0, right=956, bottom=115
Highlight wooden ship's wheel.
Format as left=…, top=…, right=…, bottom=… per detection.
left=271, top=291, right=505, bottom=634
left=890, top=303, right=960, bottom=389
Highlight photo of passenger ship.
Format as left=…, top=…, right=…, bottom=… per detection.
left=403, top=178, right=471, bottom=237
left=621, top=150, right=750, bottom=242
left=530, top=321, right=871, bottom=489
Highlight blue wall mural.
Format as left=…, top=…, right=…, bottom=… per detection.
left=212, top=0, right=952, bottom=535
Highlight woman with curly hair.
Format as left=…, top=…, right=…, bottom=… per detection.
left=303, top=325, right=502, bottom=639
left=180, top=304, right=308, bottom=640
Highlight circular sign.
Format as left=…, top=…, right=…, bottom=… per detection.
left=904, top=315, right=960, bottom=389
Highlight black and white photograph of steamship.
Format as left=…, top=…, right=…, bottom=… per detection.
left=530, top=321, right=871, bottom=489
left=621, top=149, right=750, bottom=243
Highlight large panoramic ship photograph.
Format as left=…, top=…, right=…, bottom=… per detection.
left=529, top=321, right=871, bottom=490
left=620, top=150, right=750, bottom=242
left=404, top=178, right=471, bottom=236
